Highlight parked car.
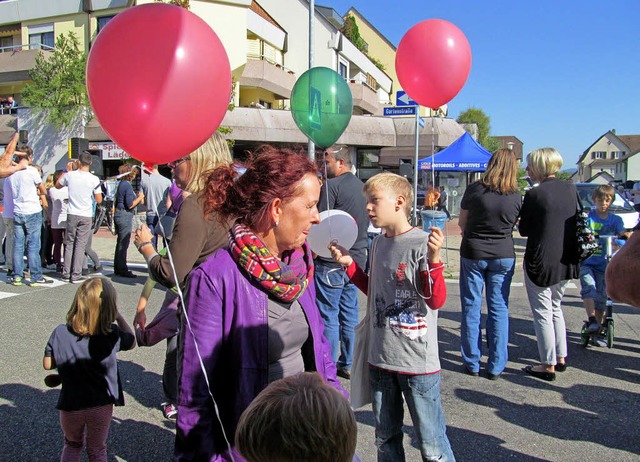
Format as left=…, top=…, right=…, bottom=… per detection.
left=576, top=183, right=639, bottom=230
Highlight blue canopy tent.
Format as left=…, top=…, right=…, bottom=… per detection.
left=417, top=131, right=492, bottom=171
left=416, top=132, right=493, bottom=219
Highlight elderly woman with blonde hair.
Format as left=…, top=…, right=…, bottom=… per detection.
left=519, top=147, right=580, bottom=382
left=134, top=131, right=234, bottom=289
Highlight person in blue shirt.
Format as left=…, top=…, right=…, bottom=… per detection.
left=580, top=184, right=626, bottom=336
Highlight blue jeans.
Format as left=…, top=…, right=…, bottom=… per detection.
left=13, top=212, right=42, bottom=282
left=113, top=209, right=133, bottom=274
left=370, top=367, right=455, bottom=462
left=459, top=257, right=514, bottom=375
left=579, top=265, right=607, bottom=312
left=314, top=259, right=360, bottom=370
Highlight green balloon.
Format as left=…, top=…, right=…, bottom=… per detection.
left=290, top=67, right=353, bottom=149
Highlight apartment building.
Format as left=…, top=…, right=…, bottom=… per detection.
left=576, top=130, right=640, bottom=183
left=0, top=0, right=468, bottom=178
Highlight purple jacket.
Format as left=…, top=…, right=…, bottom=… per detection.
left=175, top=248, right=345, bottom=462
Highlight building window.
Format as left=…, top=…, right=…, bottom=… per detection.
left=0, top=36, right=12, bottom=52
left=29, top=23, right=54, bottom=50
left=591, top=151, right=606, bottom=159
left=339, top=62, right=347, bottom=79
left=97, top=16, right=115, bottom=33
left=358, top=149, right=380, bottom=168
left=246, top=35, right=284, bottom=67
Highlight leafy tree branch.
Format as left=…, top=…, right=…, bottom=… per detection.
left=22, top=32, right=89, bottom=130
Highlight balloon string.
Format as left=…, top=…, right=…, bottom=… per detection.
left=431, top=116, right=435, bottom=190
left=142, top=166, right=237, bottom=462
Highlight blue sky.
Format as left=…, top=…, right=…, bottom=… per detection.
left=327, top=0, right=640, bottom=167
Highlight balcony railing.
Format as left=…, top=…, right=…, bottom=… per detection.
left=0, top=43, right=55, bottom=53
left=0, top=105, right=22, bottom=115
left=246, top=53, right=295, bottom=74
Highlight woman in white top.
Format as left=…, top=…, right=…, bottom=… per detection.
left=49, top=170, right=69, bottom=273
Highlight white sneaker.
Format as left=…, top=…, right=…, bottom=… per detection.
left=594, top=337, right=608, bottom=348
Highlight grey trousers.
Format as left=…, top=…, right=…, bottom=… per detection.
left=524, top=270, right=570, bottom=365
left=83, top=232, right=100, bottom=269
left=63, top=214, right=92, bottom=279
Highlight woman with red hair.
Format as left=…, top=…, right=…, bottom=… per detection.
left=175, top=146, right=346, bottom=462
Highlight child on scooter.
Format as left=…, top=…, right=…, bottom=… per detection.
left=580, top=185, right=628, bottom=343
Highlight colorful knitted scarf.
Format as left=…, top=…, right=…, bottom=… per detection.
left=228, top=222, right=313, bottom=303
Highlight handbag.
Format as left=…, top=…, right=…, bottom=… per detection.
left=350, top=238, right=377, bottom=410
left=575, top=192, right=598, bottom=263
left=350, top=312, right=371, bottom=409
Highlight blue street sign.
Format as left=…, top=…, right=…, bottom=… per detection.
left=383, top=106, right=417, bottom=116
left=418, top=117, right=425, bottom=128
left=396, top=91, right=417, bottom=107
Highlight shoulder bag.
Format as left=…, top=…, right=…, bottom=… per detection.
left=575, top=192, right=598, bottom=263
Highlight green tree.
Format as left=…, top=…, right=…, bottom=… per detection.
left=517, top=167, right=529, bottom=194
left=154, top=0, right=190, bottom=9
left=340, top=15, right=385, bottom=71
left=22, top=31, right=88, bottom=129
left=556, top=170, right=573, bottom=181
left=341, top=15, right=367, bottom=53
left=456, top=107, right=497, bottom=151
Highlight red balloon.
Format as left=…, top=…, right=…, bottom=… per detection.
left=86, top=3, right=231, bottom=165
left=396, top=20, right=471, bottom=109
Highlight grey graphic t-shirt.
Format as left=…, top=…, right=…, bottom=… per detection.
left=367, top=227, right=441, bottom=374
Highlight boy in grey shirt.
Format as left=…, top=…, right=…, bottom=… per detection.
left=330, top=172, right=454, bottom=462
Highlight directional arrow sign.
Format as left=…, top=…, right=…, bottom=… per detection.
left=396, top=91, right=417, bottom=107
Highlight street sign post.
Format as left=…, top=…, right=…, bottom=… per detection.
left=383, top=106, right=417, bottom=116
left=396, top=91, right=417, bottom=107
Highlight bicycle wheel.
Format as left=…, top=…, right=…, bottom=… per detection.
left=93, top=206, right=106, bottom=234
left=606, top=319, right=614, bottom=349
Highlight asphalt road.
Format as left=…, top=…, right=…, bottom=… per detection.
left=1, top=227, right=639, bottom=461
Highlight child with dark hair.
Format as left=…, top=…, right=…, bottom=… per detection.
left=236, top=372, right=358, bottom=462
left=43, top=277, right=135, bottom=461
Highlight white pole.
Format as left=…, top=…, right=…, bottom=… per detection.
left=308, top=0, right=315, bottom=162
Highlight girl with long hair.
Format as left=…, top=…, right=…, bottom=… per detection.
left=458, top=148, right=522, bottom=379
left=43, top=278, right=135, bottom=461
